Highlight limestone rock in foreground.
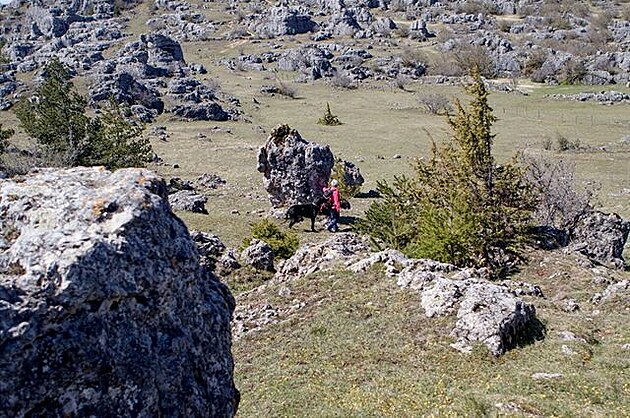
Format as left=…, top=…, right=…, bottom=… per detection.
left=0, top=167, right=238, bottom=417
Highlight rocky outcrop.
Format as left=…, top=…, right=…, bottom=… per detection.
left=168, top=189, right=208, bottom=214
left=450, top=282, right=538, bottom=356
left=351, top=250, right=542, bottom=356
left=249, top=6, right=317, bottom=38
left=146, top=12, right=218, bottom=42
left=0, top=167, right=238, bottom=417
left=570, top=211, right=629, bottom=269
left=256, top=124, right=335, bottom=208
left=276, top=233, right=371, bottom=281
left=241, top=239, right=275, bottom=272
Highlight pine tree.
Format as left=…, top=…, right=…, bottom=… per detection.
left=14, top=59, right=152, bottom=169
left=80, top=99, right=151, bottom=169
left=14, top=58, right=88, bottom=162
left=355, top=68, right=536, bottom=274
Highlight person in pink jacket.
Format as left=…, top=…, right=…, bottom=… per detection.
left=323, top=179, right=341, bottom=232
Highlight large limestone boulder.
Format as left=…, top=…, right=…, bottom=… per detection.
left=257, top=124, right=335, bottom=208
left=251, top=6, right=317, bottom=37
left=0, top=167, right=238, bottom=417
left=570, top=210, right=629, bottom=269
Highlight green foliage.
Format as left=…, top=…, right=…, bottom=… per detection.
left=242, top=218, right=299, bottom=259
left=15, top=58, right=88, bottom=157
left=14, top=58, right=151, bottom=170
left=0, top=123, right=14, bottom=153
left=331, top=159, right=360, bottom=198
left=317, top=103, right=342, bottom=126
left=355, top=68, right=536, bottom=273
left=79, top=99, right=152, bottom=169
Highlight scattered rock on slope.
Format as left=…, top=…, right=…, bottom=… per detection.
left=570, top=210, right=630, bottom=269
left=0, top=167, right=238, bottom=417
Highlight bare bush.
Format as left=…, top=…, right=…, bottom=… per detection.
left=520, top=153, right=598, bottom=229
left=450, top=43, right=496, bottom=78
left=275, top=79, right=297, bottom=98
left=455, top=0, right=499, bottom=15
left=557, top=58, right=587, bottom=85
left=427, top=53, right=463, bottom=77
left=400, top=46, right=426, bottom=68
left=389, top=74, right=410, bottom=90
left=328, top=73, right=356, bottom=90
left=416, top=93, right=452, bottom=115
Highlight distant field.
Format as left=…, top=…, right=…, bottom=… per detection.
left=148, top=53, right=630, bottom=249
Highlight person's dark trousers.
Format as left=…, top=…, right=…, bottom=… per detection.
left=327, top=209, right=339, bottom=232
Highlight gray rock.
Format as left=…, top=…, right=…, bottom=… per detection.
left=338, top=159, right=365, bottom=192
left=531, top=373, right=563, bottom=380
left=196, top=173, right=227, bottom=189
left=241, top=239, right=275, bottom=271
left=450, top=283, right=538, bottom=356
left=168, top=189, right=208, bottom=213
left=256, top=124, right=335, bottom=208
left=570, top=211, right=630, bottom=268
left=171, top=102, right=229, bottom=121
left=0, top=167, right=238, bottom=417
left=190, top=230, right=228, bottom=270
left=409, top=20, right=434, bottom=39
left=591, top=280, right=629, bottom=304
left=220, top=249, right=242, bottom=272
left=421, top=277, right=464, bottom=317
left=250, top=6, right=317, bottom=37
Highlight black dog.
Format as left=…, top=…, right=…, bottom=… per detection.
left=285, top=197, right=329, bottom=231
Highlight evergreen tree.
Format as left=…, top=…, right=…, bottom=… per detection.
left=14, top=58, right=88, bottom=162
left=14, top=59, right=152, bottom=169
left=355, top=68, right=536, bottom=274
left=80, top=99, right=152, bottom=169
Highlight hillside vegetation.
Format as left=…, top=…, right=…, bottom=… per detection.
left=0, top=0, right=628, bottom=416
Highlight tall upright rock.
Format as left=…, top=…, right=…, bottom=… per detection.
left=256, top=124, right=335, bottom=208
left=0, top=167, right=238, bottom=417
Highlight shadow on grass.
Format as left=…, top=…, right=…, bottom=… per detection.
left=510, top=316, right=547, bottom=350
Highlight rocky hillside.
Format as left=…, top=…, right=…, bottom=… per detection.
left=1, top=0, right=629, bottom=114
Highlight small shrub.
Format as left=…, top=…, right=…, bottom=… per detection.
left=416, top=93, right=452, bottom=115
left=328, top=73, right=356, bottom=90
left=317, top=103, right=342, bottom=126
left=275, top=79, right=297, bottom=98
left=520, top=153, right=597, bottom=229
left=555, top=133, right=581, bottom=152
left=0, top=123, right=14, bottom=152
left=242, top=219, right=299, bottom=260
